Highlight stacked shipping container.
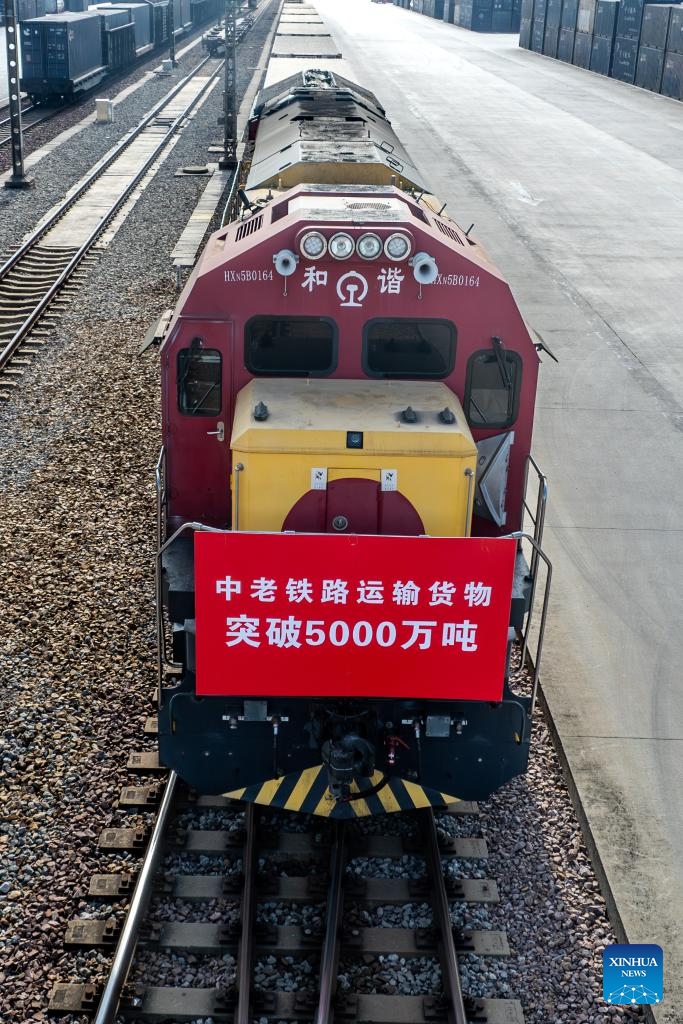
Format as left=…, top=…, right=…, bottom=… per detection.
left=394, top=0, right=522, bottom=30
left=518, top=0, right=683, bottom=97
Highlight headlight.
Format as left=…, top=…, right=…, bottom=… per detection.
left=299, top=230, right=327, bottom=259
left=356, top=232, right=382, bottom=260
left=329, top=232, right=355, bottom=260
left=384, top=232, right=412, bottom=261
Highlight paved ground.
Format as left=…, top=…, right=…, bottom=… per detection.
left=314, top=3, right=683, bottom=1020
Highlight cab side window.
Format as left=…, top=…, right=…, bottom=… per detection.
left=465, top=349, right=522, bottom=428
left=177, top=345, right=222, bottom=416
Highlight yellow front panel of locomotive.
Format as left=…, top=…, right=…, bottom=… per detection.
left=232, top=449, right=475, bottom=537
left=231, top=379, right=478, bottom=537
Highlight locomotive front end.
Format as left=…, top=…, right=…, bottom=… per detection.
left=156, top=179, right=548, bottom=816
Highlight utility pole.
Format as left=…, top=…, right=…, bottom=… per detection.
left=168, top=0, right=177, bottom=67
left=219, top=0, right=237, bottom=170
left=4, top=0, right=33, bottom=189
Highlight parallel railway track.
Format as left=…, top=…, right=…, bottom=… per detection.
left=0, top=0, right=272, bottom=400
left=51, top=743, right=524, bottom=1023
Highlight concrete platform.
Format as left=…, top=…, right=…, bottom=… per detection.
left=313, top=2, right=683, bottom=1020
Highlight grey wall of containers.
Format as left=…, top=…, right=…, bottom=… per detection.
left=520, top=0, right=683, bottom=98
left=393, top=0, right=523, bottom=33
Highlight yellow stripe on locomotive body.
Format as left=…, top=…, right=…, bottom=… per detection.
left=226, top=766, right=459, bottom=819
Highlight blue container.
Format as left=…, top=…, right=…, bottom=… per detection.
left=636, top=42, right=665, bottom=84
left=611, top=33, right=638, bottom=77
left=594, top=0, right=619, bottom=36
left=573, top=27, right=592, bottom=61
left=561, top=0, right=579, bottom=27
left=531, top=16, right=545, bottom=43
left=640, top=3, right=674, bottom=47
left=521, top=0, right=534, bottom=16
left=557, top=23, right=576, bottom=53
left=661, top=47, right=683, bottom=91
left=492, top=7, right=513, bottom=25
left=545, top=0, right=563, bottom=26
left=590, top=30, right=614, bottom=67
left=519, top=14, right=533, bottom=41
left=544, top=21, right=560, bottom=47
left=668, top=5, right=683, bottom=50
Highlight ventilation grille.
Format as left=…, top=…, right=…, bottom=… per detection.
left=347, top=201, right=392, bottom=211
left=236, top=215, right=263, bottom=240
left=435, top=219, right=464, bottom=245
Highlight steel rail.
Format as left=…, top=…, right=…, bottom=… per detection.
left=0, top=56, right=223, bottom=373
left=93, top=770, right=179, bottom=1024
left=314, top=820, right=347, bottom=1024
left=0, top=53, right=215, bottom=287
left=235, top=802, right=257, bottom=1024
left=421, top=808, right=469, bottom=1024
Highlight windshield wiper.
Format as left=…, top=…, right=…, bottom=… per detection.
left=491, top=335, right=512, bottom=390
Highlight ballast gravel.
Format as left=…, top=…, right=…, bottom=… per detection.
left=0, top=9, right=645, bottom=1023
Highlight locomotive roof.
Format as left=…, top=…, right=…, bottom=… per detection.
left=247, top=71, right=423, bottom=193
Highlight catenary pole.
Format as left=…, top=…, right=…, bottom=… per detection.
left=4, top=0, right=33, bottom=189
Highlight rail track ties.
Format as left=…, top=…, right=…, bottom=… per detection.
left=52, top=774, right=524, bottom=1024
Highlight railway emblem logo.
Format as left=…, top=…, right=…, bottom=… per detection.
left=602, top=944, right=663, bottom=1005
left=336, top=271, right=368, bottom=308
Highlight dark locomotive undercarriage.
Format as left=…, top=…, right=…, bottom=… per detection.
left=158, top=537, right=534, bottom=802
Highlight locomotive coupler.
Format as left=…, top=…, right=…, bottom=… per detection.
left=321, top=735, right=375, bottom=801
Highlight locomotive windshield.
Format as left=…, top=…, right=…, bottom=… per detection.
left=465, top=349, right=522, bottom=427
left=362, top=319, right=455, bottom=378
left=245, top=317, right=337, bottom=376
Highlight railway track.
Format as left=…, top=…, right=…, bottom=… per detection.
left=0, top=0, right=270, bottom=401
left=50, top=740, right=524, bottom=1023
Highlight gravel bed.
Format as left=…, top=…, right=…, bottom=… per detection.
left=0, top=6, right=646, bottom=1023
left=0, top=9, right=275, bottom=1020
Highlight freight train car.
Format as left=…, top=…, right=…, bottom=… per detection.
left=155, top=32, right=551, bottom=819
left=19, top=0, right=226, bottom=101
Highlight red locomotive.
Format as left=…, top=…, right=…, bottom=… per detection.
left=155, top=64, right=551, bottom=818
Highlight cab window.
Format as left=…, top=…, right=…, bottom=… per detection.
left=362, top=319, right=455, bottom=378
left=465, top=349, right=522, bottom=428
left=177, top=344, right=222, bottom=416
left=245, top=317, right=337, bottom=376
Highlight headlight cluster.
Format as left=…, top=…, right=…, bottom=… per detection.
left=299, top=230, right=412, bottom=262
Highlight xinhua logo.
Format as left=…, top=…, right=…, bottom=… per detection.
left=603, top=944, right=664, bottom=1005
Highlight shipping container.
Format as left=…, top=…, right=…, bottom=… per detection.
left=573, top=27, right=592, bottom=61
left=98, top=1, right=151, bottom=49
left=492, top=7, right=513, bottom=24
left=521, top=0, right=534, bottom=17
left=531, top=15, right=546, bottom=43
left=577, top=0, right=597, bottom=30
left=519, top=14, right=533, bottom=41
left=19, top=10, right=105, bottom=97
left=668, top=5, right=683, bottom=50
left=542, top=20, right=559, bottom=46
left=590, top=29, right=614, bottom=67
left=561, top=0, right=579, bottom=27
left=615, top=0, right=674, bottom=39
left=545, top=0, right=563, bottom=25
left=640, top=3, right=674, bottom=46
left=636, top=41, right=665, bottom=83
left=103, top=18, right=134, bottom=67
left=511, top=7, right=521, bottom=27
left=611, top=33, right=638, bottom=77
left=557, top=23, right=576, bottom=52
left=593, top=0, right=619, bottom=35
left=661, top=46, right=683, bottom=91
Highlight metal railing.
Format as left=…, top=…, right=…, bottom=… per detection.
left=509, top=530, right=552, bottom=714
